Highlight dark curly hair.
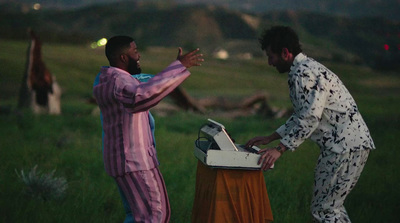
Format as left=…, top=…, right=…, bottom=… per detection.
left=259, top=26, right=302, bottom=55
left=105, top=36, right=134, bottom=64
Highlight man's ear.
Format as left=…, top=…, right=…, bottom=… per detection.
left=281, top=48, right=293, bottom=61
left=120, top=54, right=127, bottom=63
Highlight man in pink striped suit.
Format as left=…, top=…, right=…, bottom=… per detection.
left=93, top=36, right=203, bottom=222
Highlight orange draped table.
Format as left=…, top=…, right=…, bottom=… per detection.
left=191, top=161, right=273, bottom=223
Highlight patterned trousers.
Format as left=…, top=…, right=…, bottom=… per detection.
left=115, top=167, right=170, bottom=223
left=311, top=149, right=370, bottom=222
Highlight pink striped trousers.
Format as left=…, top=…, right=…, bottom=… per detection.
left=115, top=167, right=170, bottom=223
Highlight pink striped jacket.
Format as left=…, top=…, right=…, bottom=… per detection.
left=93, top=60, right=190, bottom=177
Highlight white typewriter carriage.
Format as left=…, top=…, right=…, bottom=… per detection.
left=194, top=119, right=265, bottom=170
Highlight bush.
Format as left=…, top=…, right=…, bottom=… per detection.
left=15, top=165, right=68, bottom=201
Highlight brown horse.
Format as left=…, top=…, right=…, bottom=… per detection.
left=27, top=29, right=53, bottom=106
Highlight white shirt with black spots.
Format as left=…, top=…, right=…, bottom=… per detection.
left=276, top=53, right=375, bottom=154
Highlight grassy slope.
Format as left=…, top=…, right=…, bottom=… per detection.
left=0, top=39, right=399, bottom=222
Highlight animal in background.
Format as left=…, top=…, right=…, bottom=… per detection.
left=18, top=28, right=61, bottom=114
left=27, top=29, right=54, bottom=106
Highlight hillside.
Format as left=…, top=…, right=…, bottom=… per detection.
left=1, top=2, right=399, bottom=70
left=184, top=0, right=400, bottom=21
left=2, top=0, right=399, bottom=21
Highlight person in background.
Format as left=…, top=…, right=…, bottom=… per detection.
left=245, top=26, right=375, bottom=222
left=93, top=36, right=203, bottom=222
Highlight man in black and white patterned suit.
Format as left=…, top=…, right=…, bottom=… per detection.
left=246, top=26, right=375, bottom=222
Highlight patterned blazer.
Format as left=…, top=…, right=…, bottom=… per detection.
left=93, top=61, right=190, bottom=177
left=276, top=53, right=375, bottom=154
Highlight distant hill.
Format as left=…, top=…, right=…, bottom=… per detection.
left=2, top=0, right=400, bottom=21
left=1, top=1, right=399, bottom=70
left=182, top=0, right=400, bottom=22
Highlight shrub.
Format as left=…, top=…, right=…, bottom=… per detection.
left=15, top=165, right=68, bottom=201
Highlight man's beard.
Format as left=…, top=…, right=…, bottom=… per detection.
left=275, top=60, right=291, bottom=73
left=128, top=60, right=141, bottom=74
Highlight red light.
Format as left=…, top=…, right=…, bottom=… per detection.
left=384, top=44, right=389, bottom=50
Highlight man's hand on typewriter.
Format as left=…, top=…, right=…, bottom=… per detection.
left=245, top=132, right=281, bottom=148
left=246, top=132, right=284, bottom=171
left=257, top=146, right=282, bottom=171
left=245, top=136, right=271, bottom=148
left=257, top=144, right=288, bottom=170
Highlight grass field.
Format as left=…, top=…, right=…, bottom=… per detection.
left=0, top=39, right=399, bottom=222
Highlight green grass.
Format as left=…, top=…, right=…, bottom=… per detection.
left=0, top=39, right=399, bottom=222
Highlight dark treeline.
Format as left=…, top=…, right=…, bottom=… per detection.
left=1, top=1, right=399, bottom=70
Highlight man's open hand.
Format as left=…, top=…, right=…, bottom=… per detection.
left=177, top=47, right=204, bottom=68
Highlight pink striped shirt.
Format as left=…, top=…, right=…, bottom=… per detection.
left=93, top=60, right=190, bottom=177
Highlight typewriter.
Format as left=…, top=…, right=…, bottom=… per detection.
left=194, top=119, right=268, bottom=170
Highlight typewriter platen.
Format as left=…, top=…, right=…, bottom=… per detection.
left=194, top=119, right=268, bottom=170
